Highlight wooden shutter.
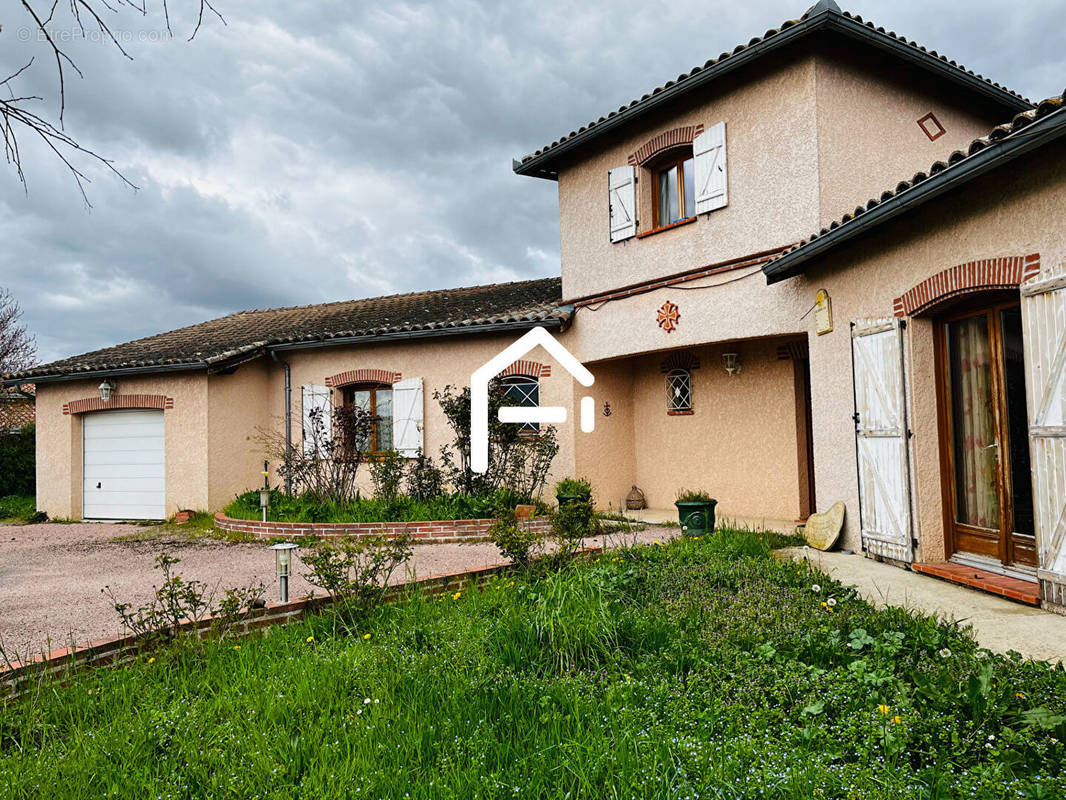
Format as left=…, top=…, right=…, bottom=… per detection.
left=851, top=318, right=913, bottom=562
left=392, top=377, right=424, bottom=458
left=1022, top=264, right=1066, bottom=592
left=608, top=166, right=637, bottom=242
left=693, top=121, right=727, bottom=215
left=301, top=384, right=331, bottom=456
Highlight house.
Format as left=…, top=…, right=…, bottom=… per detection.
left=8, top=2, right=1066, bottom=607
left=0, top=384, right=34, bottom=431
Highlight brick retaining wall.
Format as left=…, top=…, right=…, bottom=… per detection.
left=214, top=513, right=553, bottom=542
left=1, top=547, right=600, bottom=698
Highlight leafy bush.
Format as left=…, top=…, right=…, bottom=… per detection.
left=105, top=554, right=264, bottom=644
left=299, top=533, right=412, bottom=626
left=405, top=451, right=444, bottom=501
left=548, top=497, right=597, bottom=564
left=435, top=382, right=558, bottom=500
left=368, top=450, right=405, bottom=501
left=555, top=476, right=592, bottom=498
left=0, top=424, right=34, bottom=496
left=675, top=487, right=713, bottom=503
left=487, top=510, right=541, bottom=567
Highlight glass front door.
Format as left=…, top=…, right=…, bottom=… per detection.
left=941, top=301, right=1036, bottom=568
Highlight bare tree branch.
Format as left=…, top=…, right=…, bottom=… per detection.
left=3, top=1, right=225, bottom=204
left=0, top=289, right=37, bottom=376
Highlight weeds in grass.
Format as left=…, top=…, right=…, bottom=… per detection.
left=4, top=529, right=1066, bottom=798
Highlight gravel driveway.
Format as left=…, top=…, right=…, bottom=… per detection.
left=0, top=521, right=670, bottom=660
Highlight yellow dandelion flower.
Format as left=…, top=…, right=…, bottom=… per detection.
left=233, top=645, right=241, bottom=650
left=306, top=635, right=314, bottom=643
left=148, top=657, right=155, bottom=664
left=1016, top=692, right=1026, bottom=699
left=452, top=591, right=461, bottom=600
left=363, top=633, right=372, bottom=640
left=821, top=601, right=828, bottom=608
left=892, top=716, right=902, bottom=724
left=877, top=704, right=890, bottom=716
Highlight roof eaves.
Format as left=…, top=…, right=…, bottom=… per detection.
left=512, top=4, right=1031, bottom=181
left=763, top=100, right=1066, bottom=284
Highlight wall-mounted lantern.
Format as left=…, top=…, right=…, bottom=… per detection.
left=722, top=353, right=742, bottom=377
left=98, top=379, right=116, bottom=402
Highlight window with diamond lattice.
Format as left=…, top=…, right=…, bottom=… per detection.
left=501, top=375, right=540, bottom=434
left=666, top=369, right=692, bottom=413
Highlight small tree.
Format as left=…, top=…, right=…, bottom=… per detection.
left=263, top=403, right=375, bottom=502
left=434, top=381, right=558, bottom=500
left=0, top=288, right=36, bottom=376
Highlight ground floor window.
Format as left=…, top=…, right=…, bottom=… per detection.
left=666, top=368, right=692, bottom=413
left=501, top=375, right=539, bottom=434
left=344, top=383, right=393, bottom=453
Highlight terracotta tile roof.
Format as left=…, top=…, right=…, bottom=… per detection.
left=764, top=92, right=1066, bottom=281
left=514, top=1, right=1031, bottom=179
left=11, top=278, right=566, bottom=382
left=0, top=384, right=34, bottom=429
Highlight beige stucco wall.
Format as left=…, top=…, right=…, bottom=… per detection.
left=573, top=340, right=802, bottom=520
left=557, top=51, right=821, bottom=302
left=34, top=373, right=209, bottom=519
left=793, top=145, right=1066, bottom=555
left=207, top=361, right=275, bottom=510
left=813, top=43, right=1008, bottom=227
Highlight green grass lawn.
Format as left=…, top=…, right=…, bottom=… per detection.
left=0, top=495, right=35, bottom=522
left=4, top=530, right=1066, bottom=798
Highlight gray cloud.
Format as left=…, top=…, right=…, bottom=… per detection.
left=2, top=0, right=1064, bottom=363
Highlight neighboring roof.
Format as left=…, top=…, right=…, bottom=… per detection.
left=513, top=1, right=1032, bottom=180
left=8, top=278, right=568, bottom=383
left=763, top=92, right=1066, bottom=283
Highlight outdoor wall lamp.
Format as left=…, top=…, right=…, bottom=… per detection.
left=268, top=542, right=299, bottom=603
left=98, top=379, right=117, bottom=402
left=722, top=353, right=742, bottom=377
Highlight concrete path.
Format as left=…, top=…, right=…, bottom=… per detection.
left=0, top=521, right=670, bottom=660
left=783, top=547, right=1066, bottom=663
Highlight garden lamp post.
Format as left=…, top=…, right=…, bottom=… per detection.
left=259, top=461, right=271, bottom=522
left=269, top=542, right=299, bottom=603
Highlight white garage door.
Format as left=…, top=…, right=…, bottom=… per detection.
left=83, top=410, right=166, bottom=520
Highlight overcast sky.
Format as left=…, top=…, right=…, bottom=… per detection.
left=2, top=0, right=1064, bottom=364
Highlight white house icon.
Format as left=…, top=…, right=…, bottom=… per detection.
left=470, top=327, right=595, bottom=474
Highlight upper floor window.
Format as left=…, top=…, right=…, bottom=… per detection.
left=654, top=155, right=695, bottom=227
left=500, top=374, right=539, bottom=434
left=344, top=383, right=393, bottom=452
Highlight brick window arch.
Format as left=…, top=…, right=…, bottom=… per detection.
left=497, top=359, right=551, bottom=379
left=325, top=368, right=401, bottom=388
left=893, top=254, right=1041, bottom=317
left=628, top=125, right=704, bottom=167
left=63, top=394, right=173, bottom=415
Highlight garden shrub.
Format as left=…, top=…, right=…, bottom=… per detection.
left=368, top=450, right=405, bottom=501
left=487, top=509, right=540, bottom=567
left=0, top=423, right=34, bottom=496
left=405, top=451, right=443, bottom=501
left=554, top=476, right=592, bottom=498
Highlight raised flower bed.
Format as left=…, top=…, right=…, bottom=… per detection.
left=214, top=512, right=553, bottom=542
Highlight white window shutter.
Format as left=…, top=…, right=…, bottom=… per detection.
left=391, top=377, right=424, bottom=458
left=851, top=318, right=913, bottom=563
left=608, top=166, right=637, bottom=242
left=693, top=121, right=727, bottom=214
left=301, top=385, right=331, bottom=456
left=1022, top=265, right=1066, bottom=588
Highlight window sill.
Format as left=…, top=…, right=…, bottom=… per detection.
left=667, top=409, right=694, bottom=416
left=636, top=216, right=696, bottom=240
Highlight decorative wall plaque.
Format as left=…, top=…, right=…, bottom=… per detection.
left=657, top=301, right=680, bottom=333
left=814, top=289, right=833, bottom=336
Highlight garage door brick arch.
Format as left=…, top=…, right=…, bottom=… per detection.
left=63, top=394, right=174, bottom=415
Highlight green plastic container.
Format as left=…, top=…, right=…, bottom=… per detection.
left=675, top=499, right=717, bottom=535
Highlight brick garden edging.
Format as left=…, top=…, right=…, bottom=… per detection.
left=213, top=512, right=553, bottom=542
left=1, top=547, right=601, bottom=698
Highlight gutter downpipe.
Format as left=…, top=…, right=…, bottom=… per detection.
left=269, top=350, right=292, bottom=495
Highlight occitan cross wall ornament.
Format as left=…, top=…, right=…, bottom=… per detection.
left=656, top=300, right=680, bottom=333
